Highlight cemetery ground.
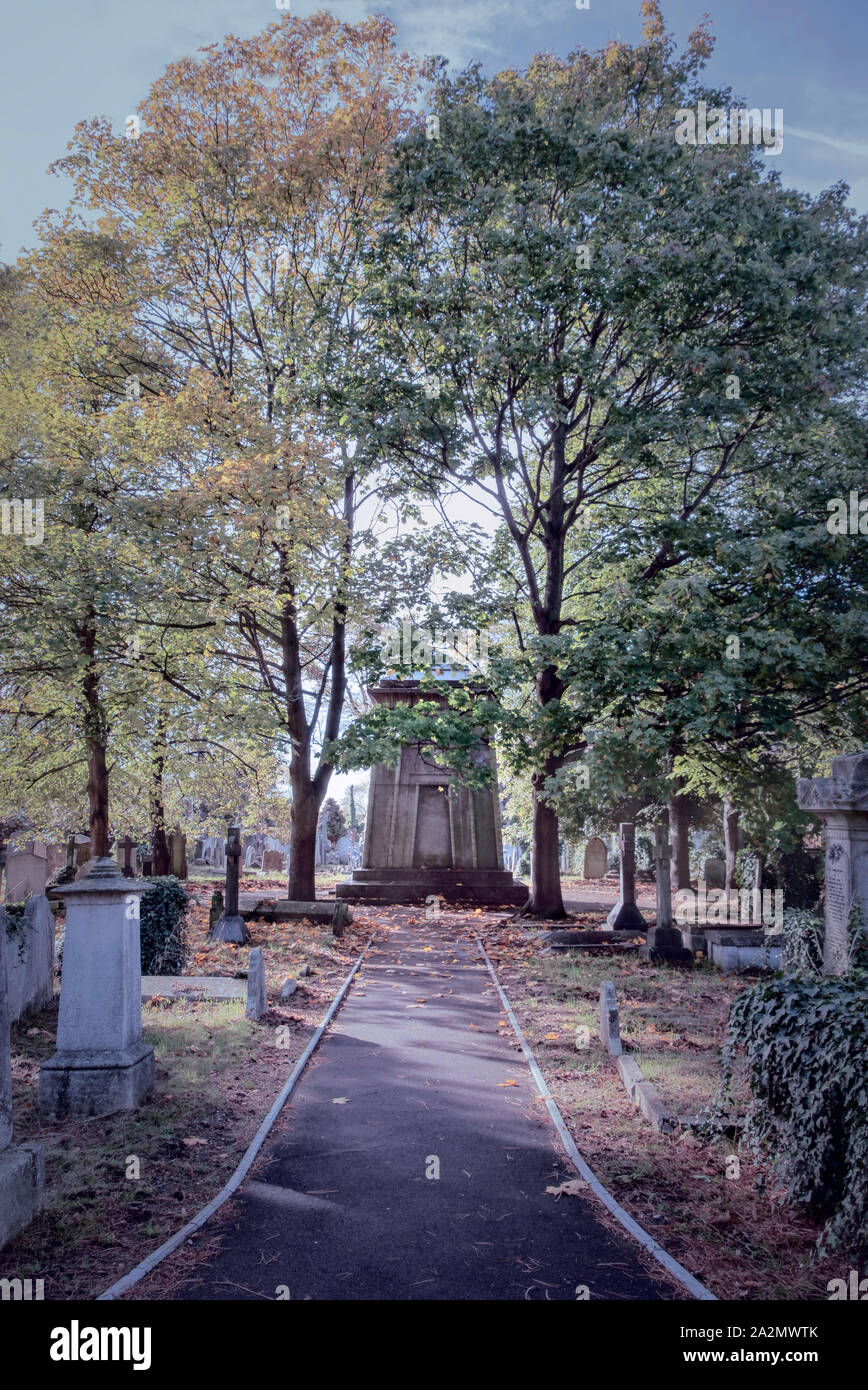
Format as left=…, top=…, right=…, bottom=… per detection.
left=1, top=873, right=847, bottom=1302
left=3, top=874, right=376, bottom=1300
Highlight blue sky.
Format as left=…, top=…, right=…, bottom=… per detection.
left=2, top=0, right=867, bottom=259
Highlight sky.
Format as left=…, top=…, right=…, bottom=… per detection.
left=1, top=0, right=868, bottom=261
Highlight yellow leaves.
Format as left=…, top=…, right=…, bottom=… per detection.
left=498, top=1079, right=518, bottom=1087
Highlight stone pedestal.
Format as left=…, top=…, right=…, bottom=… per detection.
left=336, top=679, right=528, bottom=908
left=797, top=752, right=868, bottom=975
left=39, top=859, right=155, bottom=1119
left=1, top=893, right=44, bottom=1249
left=606, top=823, right=647, bottom=932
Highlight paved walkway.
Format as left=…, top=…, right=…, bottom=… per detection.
left=177, top=919, right=675, bottom=1301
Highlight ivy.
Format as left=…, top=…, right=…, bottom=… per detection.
left=139, top=877, right=190, bottom=977
left=2, top=903, right=29, bottom=965
left=713, top=965, right=868, bottom=1255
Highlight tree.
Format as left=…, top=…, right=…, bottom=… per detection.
left=357, top=2, right=868, bottom=914
left=50, top=12, right=425, bottom=900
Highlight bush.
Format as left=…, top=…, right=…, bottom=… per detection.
left=779, top=907, right=824, bottom=976
left=139, top=877, right=190, bottom=976
left=714, top=970, right=868, bottom=1255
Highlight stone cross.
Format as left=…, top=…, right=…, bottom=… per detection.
left=209, top=826, right=249, bottom=944
left=117, top=835, right=137, bottom=879
left=797, top=751, right=868, bottom=974
left=643, top=823, right=686, bottom=955
left=606, top=822, right=647, bottom=931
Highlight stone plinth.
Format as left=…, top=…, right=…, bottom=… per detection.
left=336, top=679, right=527, bottom=908
left=797, top=752, right=868, bottom=975
left=39, top=859, right=155, bottom=1119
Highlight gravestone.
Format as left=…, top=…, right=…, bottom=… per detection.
left=335, top=835, right=352, bottom=866
left=583, top=837, right=608, bottom=880
left=39, top=859, right=155, bottom=1118
left=169, top=829, right=187, bottom=880
left=45, top=843, right=67, bottom=879
left=209, top=827, right=249, bottom=944
left=245, top=947, right=268, bottom=1020
left=704, top=857, right=726, bottom=889
left=797, top=751, right=868, bottom=975
left=0, top=902, right=45, bottom=1248
left=4, top=841, right=48, bottom=903
left=116, top=835, right=137, bottom=879
left=208, top=889, right=224, bottom=935
left=3, top=895, right=55, bottom=1022
left=598, top=980, right=622, bottom=1057
left=643, top=824, right=687, bottom=958
left=605, top=823, right=647, bottom=932
left=73, top=835, right=91, bottom=868
left=262, top=849, right=284, bottom=872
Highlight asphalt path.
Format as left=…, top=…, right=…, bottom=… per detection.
left=176, top=919, right=675, bottom=1301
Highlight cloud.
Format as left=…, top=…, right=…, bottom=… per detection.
left=328, top=0, right=567, bottom=66
left=786, top=125, right=868, bottom=160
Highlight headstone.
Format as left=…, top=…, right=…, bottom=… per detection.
left=0, top=900, right=45, bottom=1248
left=262, top=849, right=285, bottom=872
left=3, top=895, right=55, bottom=1023
left=704, top=857, right=725, bottom=889
left=4, top=841, right=48, bottom=903
left=598, top=980, right=622, bottom=1056
left=169, top=829, right=187, bottom=880
left=245, top=947, right=268, bottom=1020
left=116, top=835, right=137, bottom=879
left=605, top=823, right=647, bottom=932
left=797, top=752, right=868, bottom=975
left=331, top=900, right=349, bottom=937
left=39, top=859, right=155, bottom=1118
left=45, top=843, right=67, bottom=878
left=279, top=978, right=298, bottom=1001
left=209, top=827, right=249, bottom=944
left=335, top=835, right=352, bottom=866
left=583, top=837, right=607, bottom=879
left=140, top=853, right=154, bottom=877
left=208, top=889, right=224, bottom=935
left=73, top=835, right=91, bottom=868
left=213, top=837, right=226, bottom=870
left=643, top=824, right=688, bottom=957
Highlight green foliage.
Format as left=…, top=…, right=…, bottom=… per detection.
left=715, top=969, right=868, bottom=1254
left=322, top=797, right=347, bottom=843
left=3, top=903, right=29, bottom=965
left=778, top=908, right=824, bottom=977
left=139, top=877, right=189, bottom=976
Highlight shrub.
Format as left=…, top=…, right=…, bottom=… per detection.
left=139, top=877, right=190, bottom=976
left=714, top=969, right=868, bottom=1255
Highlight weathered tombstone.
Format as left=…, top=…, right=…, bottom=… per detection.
left=605, top=823, right=647, bottom=932
left=598, top=980, right=622, bottom=1057
left=583, top=836, right=608, bottom=880
left=39, top=859, right=155, bottom=1118
left=116, top=834, right=137, bottom=879
left=4, top=895, right=55, bottom=1022
left=0, top=903, right=45, bottom=1248
left=704, top=857, right=725, bottom=890
left=208, top=889, right=224, bottom=935
left=169, top=829, right=187, bottom=880
left=140, top=852, right=154, bottom=877
left=643, top=824, right=688, bottom=958
left=213, top=836, right=226, bottom=870
left=210, top=827, right=249, bottom=944
left=331, top=900, right=349, bottom=938
left=4, top=841, right=48, bottom=903
left=262, top=849, right=284, bottom=872
left=73, top=834, right=91, bottom=868
left=245, top=947, right=268, bottom=1020
left=45, top=842, right=67, bottom=879
left=797, top=752, right=868, bottom=975
left=335, top=835, right=352, bottom=866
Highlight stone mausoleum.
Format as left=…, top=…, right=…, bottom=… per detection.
left=336, top=675, right=528, bottom=908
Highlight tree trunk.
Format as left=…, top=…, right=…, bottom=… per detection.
left=527, top=763, right=566, bottom=918
left=149, top=708, right=170, bottom=876
left=668, top=791, right=692, bottom=892
left=287, top=771, right=318, bottom=902
left=724, top=796, right=740, bottom=892
left=81, top=615, right=110, bottom=859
